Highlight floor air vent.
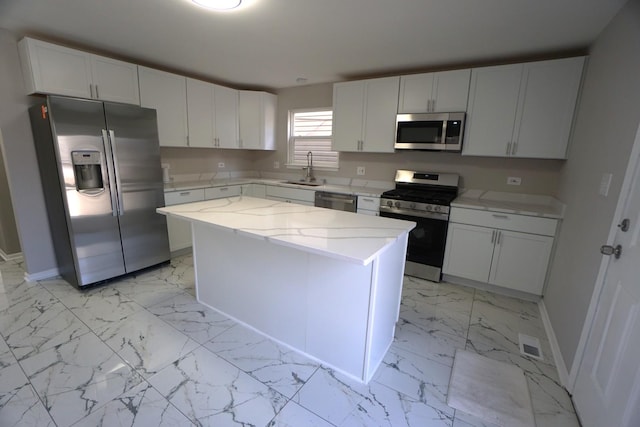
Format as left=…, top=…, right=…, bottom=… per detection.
left=518, top=333, right=543, bottom=361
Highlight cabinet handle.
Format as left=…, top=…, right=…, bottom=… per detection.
left=506, top=142, right=512, bottom=155
left=180, top=191, right=191, bottom=196
left=491, top=230, right=496, bottom=244
left=95, top=85, right=100, bottom=99
left=492, top=214, right=509, bottom=219
left=362, top=198, right=374, bottom=202
left=511, top=142, right=518, bottom=155
left=496, top=231, right=502, bottom=245
left=220, top=187, right=228, bottom=192
left=186, top=135, right=190, bottom=147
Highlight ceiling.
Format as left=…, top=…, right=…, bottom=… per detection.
left=0, top=0, right=627, bottom=91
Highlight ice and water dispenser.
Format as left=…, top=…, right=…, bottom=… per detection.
left=72, top=151, right=103, bottom=191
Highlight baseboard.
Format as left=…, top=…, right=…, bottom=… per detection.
left=0, top=249, right=22, bottom=262
left=25, top=267, right=60, bottom=282
left=442, top=274, right=541, bottom=302
left=538, top=299, right=570, bottom=389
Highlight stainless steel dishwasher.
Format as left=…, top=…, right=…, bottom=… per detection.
left=314, top=191, right=357, bottom=212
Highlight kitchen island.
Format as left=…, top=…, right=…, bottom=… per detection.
left=157, top=196, right=415, bottom=383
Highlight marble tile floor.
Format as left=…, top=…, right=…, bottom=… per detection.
left=0, top=255, right=580, bottom=427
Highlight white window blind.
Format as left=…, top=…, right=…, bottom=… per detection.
left=288, top=109, right=338, bottom=169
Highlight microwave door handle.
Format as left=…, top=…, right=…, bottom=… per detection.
left=441, top=120, right=448, bottom=145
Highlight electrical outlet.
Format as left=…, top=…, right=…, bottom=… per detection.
left=507, top=176, right=522, bottom=185
left=218, top=162, right=225, bottom=169
left=357, top=166, right=366, bottom=176
left=273, top=161, right=280, bottom=169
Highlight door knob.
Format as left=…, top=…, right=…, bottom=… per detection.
left=600, top=244, right=622, bottom=259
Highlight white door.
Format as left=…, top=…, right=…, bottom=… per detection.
left=573, top=127, right=640, bottom=427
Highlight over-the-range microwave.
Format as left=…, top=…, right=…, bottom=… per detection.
left=395, top=112, right=465, bottom=152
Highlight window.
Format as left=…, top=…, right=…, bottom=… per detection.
left=288, top=108, right=338, bottom=169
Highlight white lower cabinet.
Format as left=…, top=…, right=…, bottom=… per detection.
left=164, top=189, right=205, bottom=253
left=204, top=185, right=241, bottom=200
left=241, top=184, right=266, bottom=198
left=265, top=185, right=315, bottom=206
left=443, top=208, right=556, bottom=295
left=357, top=196, right=380, bottom=216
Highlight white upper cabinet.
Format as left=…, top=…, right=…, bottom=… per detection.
left=139, top=67, right=188, bottom=147
left=398, top=69, right=471, bottom=113
left=463, top=57, right=585, bottom=159
left=332, top=76, right=400, bottom=153
left=186, top=78, right=215, bottom=148
left=18, top=37, right=140, bottom=105
left=238, top=90, right=276, bottom=150
left=213, top=84, right=240, bottom=149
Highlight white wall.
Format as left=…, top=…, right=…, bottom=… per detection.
left=0, top=28, right=57, bottom=274
left=544, top=0, right=640, bottom=373
left=253, top=83, right=564, bottom=195
left=0, top=129, right=20, bottom=256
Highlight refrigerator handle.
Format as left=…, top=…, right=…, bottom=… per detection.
left=101, top=130, right=119, bottom=217
left=108, top=130, right=125, bottom=216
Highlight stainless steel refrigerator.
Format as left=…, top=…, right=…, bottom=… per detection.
left=29, top=96, right=170, bottom=288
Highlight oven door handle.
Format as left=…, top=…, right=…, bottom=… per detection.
left=379, top=206, right=449, bottom=221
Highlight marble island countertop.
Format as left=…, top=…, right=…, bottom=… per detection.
left=163, top=177, right=392, bottom=198
left=452, top=189, right=565, bottom=219
left=157, top=196, right=415, bottom=265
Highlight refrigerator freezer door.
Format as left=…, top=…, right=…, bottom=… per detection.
left=46, top=97, right=126, bottom=285
left=104, top=102, right=170, bottom=272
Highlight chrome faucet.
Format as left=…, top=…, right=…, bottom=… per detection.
left=303, top=151, right=316, bottom=182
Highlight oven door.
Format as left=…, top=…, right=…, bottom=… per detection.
left=380, top=210, right=449, bottom=282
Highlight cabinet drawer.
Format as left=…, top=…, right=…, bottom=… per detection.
left=164, top=189, right=205, bottom=206
left=265, top=185, right=315, bottom=203
left=357, top=196, right=380, bottom=212
left=450, top=207, right=557, bottom=236
left=205, top=185, right=241, bottom=200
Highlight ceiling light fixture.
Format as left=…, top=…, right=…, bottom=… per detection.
left=192, top=0, right=242, bottom=10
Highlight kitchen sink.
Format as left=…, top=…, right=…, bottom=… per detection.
left=282, top=180, right=323, bottom=187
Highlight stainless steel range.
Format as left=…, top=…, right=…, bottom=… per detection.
left=379, top=170, right=459, bottom=282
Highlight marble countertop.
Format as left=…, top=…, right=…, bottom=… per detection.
left=157, top=196, right=415, bottom=265
left=451, top=190, right=565, bottom=219
left=163, top=178, right=392, bottom=198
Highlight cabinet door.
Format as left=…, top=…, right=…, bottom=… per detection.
left=512, top=57, right=585, bottom=159
left=186, top=78, right=215, bottom=148
left=443, top=223, right=495, bottom=282
left=213, top=84, right=239, bottom=149
left=332, top=81, right=365, bottom=152
left=398, top=73, right=434, bottom=113
left=90, top=56, right=140, bottom=105
left=139, top=67, right=188, bottom=147
left=238, top=90, right=261, bottom=149
left=204, top=186, right=241, bottom=199
left=19, top=38, right=92, bottom=98
left=432, top=69, right=471, bottom=112
left=462, top=63, right=523, bottom=156
left=362, top=76, right=400, bottom=153
left=489, top=230, right=553, bottom=295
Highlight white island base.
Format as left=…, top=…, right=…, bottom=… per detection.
left=158, top=197, right=414, bottom=384
left=193, top=222, right=408, bottom=384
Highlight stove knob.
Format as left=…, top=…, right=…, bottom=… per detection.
left=394, top=201, right=401, bottom=208
left=409, top=203, right=416, bottom=209
left=433, top=205, right=440, bottom=212
left=386, top=200, right=393, bottom=207
left=425, top=205, right=432, bottom=212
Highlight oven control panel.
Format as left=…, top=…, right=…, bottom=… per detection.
left=379, top=198, right=450, bottom=220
